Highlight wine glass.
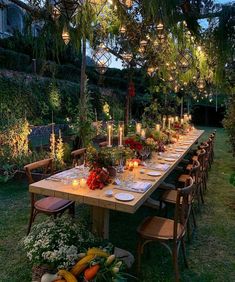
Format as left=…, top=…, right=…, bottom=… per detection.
left=139, top=148, right=147, bottom=161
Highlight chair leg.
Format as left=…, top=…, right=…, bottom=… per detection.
left=181, top=238, right=189, bottom=268
left=200, top=183, right=204, bottom=204
left=136, top=239, right=143, bottom=275
left=27, top=207, right=36, bottom=235
left=69, top=202, right=75, bottom=218
left=191, top=206, right=197, bottom=229
left=187, top=219, right=191, bottom=243
left=172, top=243, right=180, bottom=282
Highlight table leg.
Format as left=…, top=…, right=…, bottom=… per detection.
left=92, top=206, right=109, bottom=239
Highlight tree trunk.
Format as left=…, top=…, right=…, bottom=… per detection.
left=80, top=35, right=87, bottom=100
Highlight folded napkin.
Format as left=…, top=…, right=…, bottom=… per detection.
left=115, top=181, right=152, bottom=193
left=130, top=181, right=152, bottom=192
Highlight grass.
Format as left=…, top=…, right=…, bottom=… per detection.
left=1, top=127, right=235, bottom=281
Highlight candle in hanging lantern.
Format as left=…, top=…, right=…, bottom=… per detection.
left=107, top=121, right=113, bottom=147
left=156, top=19, right=164, bottom=31
left=141, top=129, right=146, bottom=139
left=118, top=121, right=124, bottom=147
left=156, top=124, right=160, bottom=132
left=120, top=0, right=133, bottom=8
left=119, top=25, right=126, bottom=34
left=162, top=116, right=166, bottom=130
left=136, top=123, right=142, bottom=135
left=62, top=26, right=70, bottom=45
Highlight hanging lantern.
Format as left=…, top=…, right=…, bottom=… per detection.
left=170, top=62, right=177, bottom=72
left=53, top=0, right=81, bottom=21
left=156, top=19, right=164, bottom=31
left=178, top=49, right=192, bottom=72
left=51, top=6, right=61, bottom=20
left=62, top=26, right=70, bottom=45
left=157, top=31, right=166, bottom=44
left=119, top=0, right=133, bottom=8
left=121, top=52, right=133, bottom=63
left=197, top=78, right=206, bottom=90
left=166, top=74, right=175, bottom=82
left=140, top=40, right=148, bottom=48
left=119, top=25, right=127, bottom=34
left=92, top=44, right=111, bottom=75
left=147, top=67, right=156, bottom=77
left=138, top=46, right=145, bottom=55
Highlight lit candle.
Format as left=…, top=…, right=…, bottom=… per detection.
left=163, top=116, right=166, bottom=130
left=136, top=123, right=142, bottom=135
left=175, top=116, right=179, bottom=123
left=72, top=179, right=79, bottom=187
left=133, top=161, right=139, bottom=168
left=189, top=114, right=192, bottom=121
left=118, top=121, right=124, bottom=147
left=181, top=118, right=184, bottom=125
left=107, top=121, right=113, bottom=147
left=141, top=129, right=146, bottom=139
left=156, top=124, right=160, bottom=132
left=128, top=161, right=134, bottom=170
left=80, top=178, right=86, bottom=188
left=183, top=114, right=188, bottom=123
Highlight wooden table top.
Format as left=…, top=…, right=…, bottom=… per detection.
left=29, top=129, right=204, bottom=214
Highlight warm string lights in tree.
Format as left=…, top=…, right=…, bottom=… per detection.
left=92, top=44, right=111, bottom=74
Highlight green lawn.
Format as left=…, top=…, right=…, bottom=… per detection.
left=1, top=127, right=235, bottom=282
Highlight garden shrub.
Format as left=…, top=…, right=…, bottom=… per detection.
left=223, top=94, right=235, bottom=156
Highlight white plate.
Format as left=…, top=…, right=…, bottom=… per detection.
left=146, top=171, right=162, bottom=176
left=115, top=193, right=134, bottom=202
left=164, top=158, right=175, bottom=162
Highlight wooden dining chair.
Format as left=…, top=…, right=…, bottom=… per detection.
left=137, top=177, right=194, bottom=282
left=161, top=161, right=200, bottom=241
left=71, top=148, right=86, bottom=166
left=24, top=158, right=75, bottom=234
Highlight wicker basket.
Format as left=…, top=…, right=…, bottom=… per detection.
left=32, top=265, right=55, bottom=282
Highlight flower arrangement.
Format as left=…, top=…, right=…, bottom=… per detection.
left=124, top=137, right=143, bottom=151
left=22, top=216, right=97, bottom=270
left=86, top=168, right=111, bottom=190
left=86, top=145, right=134, bottom=169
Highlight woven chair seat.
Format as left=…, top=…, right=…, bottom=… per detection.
left=137, top=216, right=184, bottom=240
left=35, top=197, right=73, bottom=212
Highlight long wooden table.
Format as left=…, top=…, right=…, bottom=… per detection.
left=29, top=129, right=204, bottom=239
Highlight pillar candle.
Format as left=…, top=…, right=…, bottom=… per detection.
left=136, top=123, right=142, bottom=135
